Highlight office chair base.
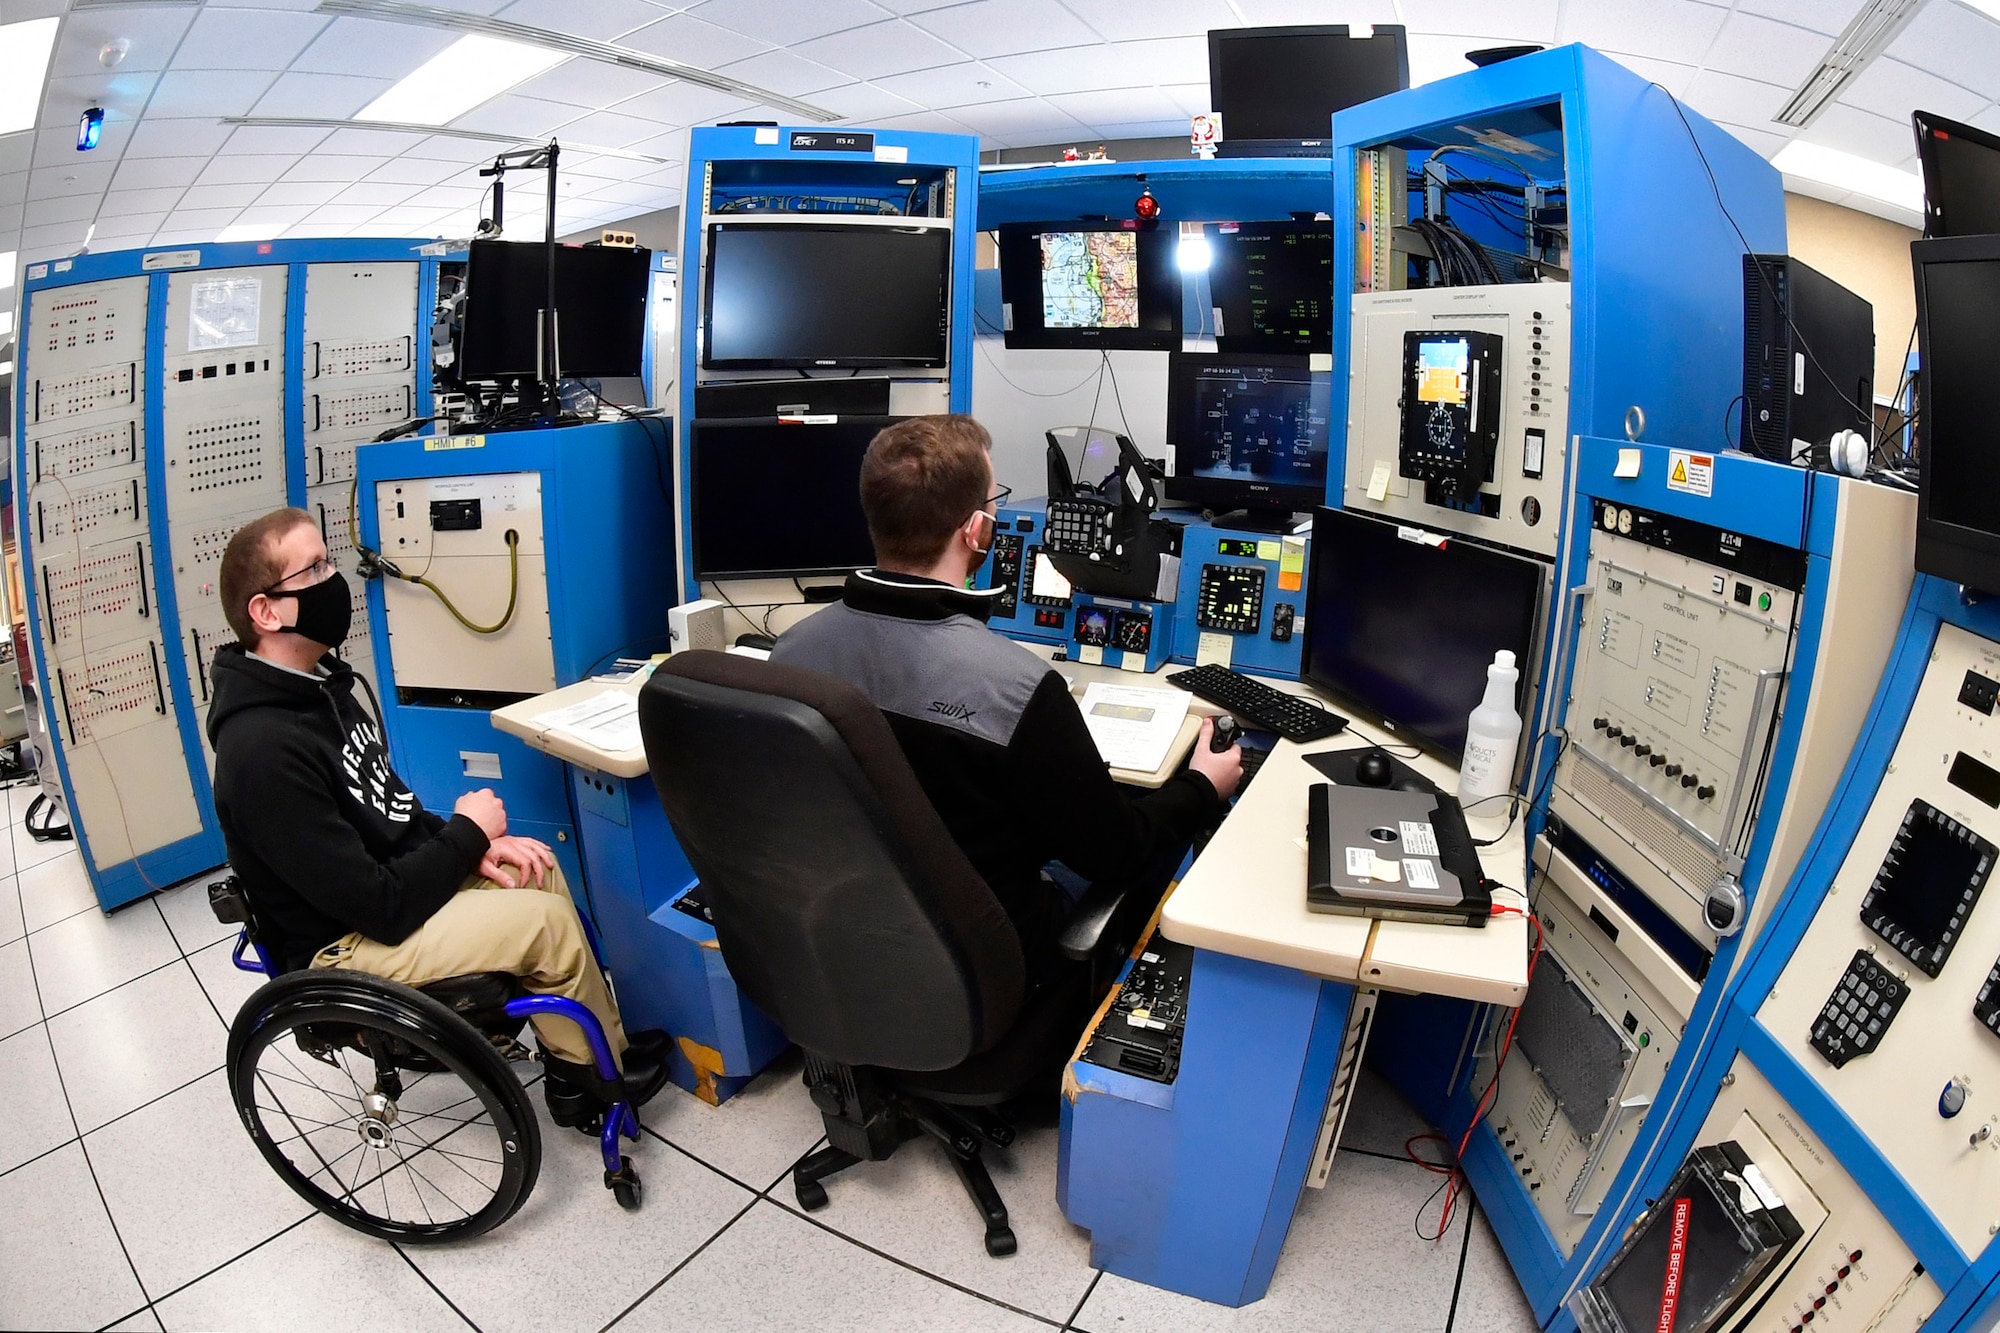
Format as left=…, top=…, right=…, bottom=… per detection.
left=792, top=1103, right=1018, bottom=1256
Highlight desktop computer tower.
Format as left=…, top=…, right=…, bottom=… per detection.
left=1740, top=254, right=1873, bottom=463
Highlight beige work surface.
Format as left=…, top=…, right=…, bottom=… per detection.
left=1162, top=714, right=1531, bottom=1008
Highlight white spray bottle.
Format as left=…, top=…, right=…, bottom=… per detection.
left=1457, top=650, right=1522, bottom=809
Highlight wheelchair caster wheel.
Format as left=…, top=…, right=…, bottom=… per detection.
left=985, top=1227, right=1017, bottom=1257
left=606, top=1159, right=641, bottom=1212
left=795, top=1178, right=829, bottom=1211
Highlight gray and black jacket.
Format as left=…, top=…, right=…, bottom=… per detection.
left=770, top=570, right=1224, bottom=966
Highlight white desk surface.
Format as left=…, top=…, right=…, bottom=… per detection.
left=492, top=651, right=1531, bottom=1007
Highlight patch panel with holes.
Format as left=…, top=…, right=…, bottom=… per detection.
left=29, top=277, right=146, bottom=370
left=311, top=337, right=413, bottom=379
left=38, top=543, right=153, bottom=662
left=30, top=363, right=140, bottom=424
left=53, top=641, right=168, bottom=747
left=32, top=476, right=147, bottom=547
left=31, top=420, right=140, bottom=485
left=306, top=385, right=411, bottom=438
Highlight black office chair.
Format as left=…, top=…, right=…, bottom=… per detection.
left=638, top=651, right=1123, bottom=1256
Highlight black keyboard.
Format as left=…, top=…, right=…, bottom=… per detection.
left=1168, top=664, right=1348, bottom=742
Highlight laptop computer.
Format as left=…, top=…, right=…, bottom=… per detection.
left=1305, top=783, right=1490, bottom=926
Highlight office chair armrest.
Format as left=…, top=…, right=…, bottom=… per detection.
left=1055, top=878, right=1150, bottom=964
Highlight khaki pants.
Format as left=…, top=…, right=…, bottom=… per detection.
left=311, top=864, right=627, bottom=1068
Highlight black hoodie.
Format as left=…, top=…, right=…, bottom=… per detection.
left=206, top=643, right=490, bottom=971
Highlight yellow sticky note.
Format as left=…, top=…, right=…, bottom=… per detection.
left=1615, top=448, right=1642, bottom=479
left=1369, top=854, right=1403, bottom=883
left=1079, top=644, right=1103, bottom=666
left=1278, top=535, right=1306, bottom=592
left=1197, top=631, right=1233, bottom=667
left=1256, top=539, right=1281, bottom=561
left=1367, top=461, right=1392, bottom=501
left=1118, top=651, right=1146, bottom=673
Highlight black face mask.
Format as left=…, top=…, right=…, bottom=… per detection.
left=265, top=571, right=352, bottom=650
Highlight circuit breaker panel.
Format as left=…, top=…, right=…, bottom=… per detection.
left=159, top=265, right=291, bottom=765
left=20, top=274, right=207, bottom=876
left=299, top=260, right=420, bottom=692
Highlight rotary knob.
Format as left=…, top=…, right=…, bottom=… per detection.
left=1698, top=784, right=1716, bottom=801
left=1633, top=743, right=1652, bottom=758
left=1681, top=773, right=1699, bottom=789
left=1941, top=1077, right=1969, bottom=1119
left=1650, top=753, right=1667, bottom=768
left=1620, top=734, right=1636, bottom=749
left=1665, top=763, right=1682, bottom=778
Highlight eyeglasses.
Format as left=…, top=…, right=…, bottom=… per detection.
left=261, top=556, right=335, bottom=596
left=983, top=484, right=1012, bottom=511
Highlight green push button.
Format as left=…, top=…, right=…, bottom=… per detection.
left=1757, top=591, right=1772, bottom=612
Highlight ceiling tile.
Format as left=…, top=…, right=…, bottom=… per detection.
left=122, top=116, right=231, bottom=160
left=691, top=0, right=894, bottom=47
left=550, top=110, right=676, bottom=150
left=1047, top=87, right=1189, bottom=127
left=708, top=48, right=853, bottom=97
left=90, top=210, right=167, bottom=237
left=946, top=96, right=1086, bottom=140
left=171, top=7, right=330, bottom=71
left=1800, top=102, right=1919, bottom=167
left=282, top=155, right=390, bottom=184
left=577, top=180, right=674, bottom=206
left=330, top=181, right=422, bottom=207
left=864, top=108, right=979, bottom=138
left=910, top=0, right=1102, bottom=58
left=1839, top=57, right=1985, bottom=128
left=1556, top=0, right=1726, bottom=64
left=811, top=82, right=923, bottom=122
left=147, top=69, right=277, bottom=119
left=222, top=124, right=334, bottom=156
left=27, top=158, right=117, bottom=200
left=1680, top=69, right=1791, bottom=129
left=195, top=154, right=301, bottom=187
left=1400, top=0, right=1560, bottom=43
left=0, top=135, right=30, bottom=175
left=619, top=13, right=772, bottom=69
left=872, top=61, right=1028, bottom=110
left=990, top=46, right=1151, bottom=95
left=1057, top=0, right=1234, bottom=43
left=495, top=0, right=663, bottom=40
left=513, top=60, right=662, bottom=111
left=365, top=156, right=470, bottom=186
left=1403, top=33, right=1494, bottom=87
left=1162, top=81, right=1210, bottom=118
left=179, top=182, right=266, bottom=209
left=253, top=72, right=395, bottom=120
left=284, top=222, right=357, bottom=238
left=102, top=186, right=187, bottom=215
left=48, top=7, right=198, bottom=79
left=290, top=18, right=458, bottom=78
left=1091, top=119, right=1199, bottom=143
left=411, top=183, right=489, bottom=208
left=615, top=80, right=757, bottom=126
left=23, top=220, right=93, bottom=252
left=407, top=134, right=507, bottom=163
left=44, top=71, right=160, bottom=122
left=1713, top=119, right=1790, bottom=158
left=1701, top=12, right=1828, bottom=88
left=1886, top=1, right=2000, bottom=103
left=307, top=203, right=388, bottom=225
left=1233, top=0, right=1398, bottom=22
left=24, top=193, right=95, bottom=228
left=113, top=156, right=209, bottom=191
left=255, top=180, right=347, bottom=206
left=450, top=95, right=580, bottom=139
left=316, top=127, right=432, bottom=157
left=792, top=20, right=967, bottom=80
left=162, top=206, right=243, bottom=232
left=231, top=203, right=314, bottom=226
left=624, top=127, right=692, bottom=161
left=1731, top=0, right=1849, bottom=36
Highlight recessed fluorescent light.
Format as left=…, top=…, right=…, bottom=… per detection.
left=0, top=361, right=13, bottom=377
left=357, top=34, right=567, bottom=127
left=222, top=116, right=678, bottom=164
left=1773, top=0, right=1924, bottom=128
left=0, top=251, right=17, bottom=290
left=0, top=17, right=60, bottom=136
left=217, top=223, right=286, bottom=243
left=1962, top=0, right=2000, bottom=20
left=1772, top=140, right=1925, bottom=213
left=0, top=312, right=12, bottom=338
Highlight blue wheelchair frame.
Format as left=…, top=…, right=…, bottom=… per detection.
left=231, top=930, right=642, bottom=1181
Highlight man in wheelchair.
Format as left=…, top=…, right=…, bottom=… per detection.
left=207, top=507, right=671, bottom=1131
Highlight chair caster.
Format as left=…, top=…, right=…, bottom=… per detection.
left=606, top=1158, right=641, bottom=1211
left=984, top=1226, right=1017, bottom=1257
left=795, top=1178, right=829, bottom=1211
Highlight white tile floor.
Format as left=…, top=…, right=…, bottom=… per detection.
left=0, top=812, right=1541, bottom=1333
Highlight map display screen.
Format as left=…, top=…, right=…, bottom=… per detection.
left=1040, top=231, right=1139, bottom=329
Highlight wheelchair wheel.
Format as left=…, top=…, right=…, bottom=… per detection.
left=226, top=971, right=541, bottom=1242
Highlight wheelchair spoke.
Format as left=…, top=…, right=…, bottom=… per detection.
left=385, top=1141, right=437, bottom=1227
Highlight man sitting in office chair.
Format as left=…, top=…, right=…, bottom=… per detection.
left=206, top=507, right=670, bottom=1128
left=771, top=415, right=1242, bottom=981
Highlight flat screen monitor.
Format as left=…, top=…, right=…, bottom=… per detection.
left=1303, top=506, right=1543, bottom=760
left=1203, top=221, right=1334, bottom=353
left=995, top=222, right=1181, bottom=351
left=1915, top=111, right=2000, bottom=239
left=1165, top=353, right=1330, bottom=515
left=1913, top=235, right=2000, bottom=595
left=701, top=223, right=950, bottom=370
left=689, top=416, right=896, bottom=579
left=458, top=240, right=652, bottom=380
left=1207, top=25, right=1409, bottom=146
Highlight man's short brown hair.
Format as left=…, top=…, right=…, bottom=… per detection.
left=858, top=415, right=993, bottom=569
left=219, top=507, right=316, bottom=647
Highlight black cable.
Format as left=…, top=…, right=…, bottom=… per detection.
left=1101, top=350, right=1136, bottom=443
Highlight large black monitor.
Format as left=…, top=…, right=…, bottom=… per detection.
left=995, top=222, right=1181, bottom=351
left=1914, top=111, right=2000, bottom=240
left=1207, top=25, right=1409, bottom=154
left=701, top=223, right=950, bottom=370
left=1165, top=353, right=1330, bottom=518
left=1303, top=506, right=1543, bottom=760
left=1913, top=235, right=2000, bottom=595
left=458, top=239, right=652, bottom=380
left=1203, top=221, right=1334, bottom=354
left=688, top=416, right=894, bottom=579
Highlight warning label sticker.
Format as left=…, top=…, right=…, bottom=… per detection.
left=1666, top=449, right=1714, bottom=498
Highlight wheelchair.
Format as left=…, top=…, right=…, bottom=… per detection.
left=210, top=876, right=644, bottom=1241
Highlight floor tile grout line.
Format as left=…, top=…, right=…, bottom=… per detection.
left=635, top=1122, right=765, bottom=1195
left=393, top=1241, right=486, bottom=1333
left=0, top=1126, right=82, bottom=1186
left=770, top=1195, right=1070, bottom=1329
left=1442, top=1195, right=1479, bottom=1333
left=139, top=1211, right=318, bottom=1313
left=94, top=1303, right=157, bottom=1333
left=33, top=951, right=198, bottom=1025
left=1060, top=1268, right=1104, bottom=1331
left=595, top=1193, right=764, bottom=1333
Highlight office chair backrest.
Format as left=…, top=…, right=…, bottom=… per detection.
left=639, top=652, right=1027, bottom=1072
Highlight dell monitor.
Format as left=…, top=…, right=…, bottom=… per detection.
left=701, top=222, right=950, bottom=370
left=1914, top=111, right=2000, bottom=240
left=688, top=416, right=895, bottom=579
left=1303, top=506, right=1543, bottom=761
left=1208, top=25, right=1410, bottom=157
left=1203, top=221, right=1334, bottom=354
left=1165, top=353, right=1330, bottom=523
left=1913, top=235, right=2000, bottom=596
left=995, top=222, right=1181, bottom=351
left=458, top=239, right=652, bottom=380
